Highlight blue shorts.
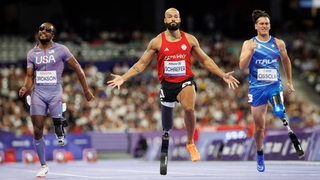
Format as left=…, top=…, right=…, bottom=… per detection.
left=248, top=83, right=284, bottom=106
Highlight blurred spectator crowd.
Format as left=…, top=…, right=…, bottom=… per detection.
left=0, top=29, right=319, bottom=136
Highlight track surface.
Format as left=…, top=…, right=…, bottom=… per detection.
left=0, top=159, right=319, bottom=180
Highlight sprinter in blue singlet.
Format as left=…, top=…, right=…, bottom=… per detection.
left=239, top=10, right=295, bottom=172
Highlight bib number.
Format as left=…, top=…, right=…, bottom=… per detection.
left=36, top=71, right=57, bottom=84
left=164, top=60, right=186, bottom=76
left=257, top=69, right=277, bottom=82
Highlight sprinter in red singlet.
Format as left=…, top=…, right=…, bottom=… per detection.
left=108, top=8, right=239, bottom=165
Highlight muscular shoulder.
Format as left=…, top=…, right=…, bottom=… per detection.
left=27, top=47, right=36, bottom=56
left=148, top=34, right=162, bottom=51
left=184, top=32, right=198, bottom=47
left=274, top=37, right=285, bottom=45
left=54, top=42, right=70, bottom=50
left=274, top=37, right=286, bottom=51
left=242, top=38, right=254, bottom=47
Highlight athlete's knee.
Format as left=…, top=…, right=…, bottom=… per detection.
left=254, top=126, right=265, bottom=139
left=183, top=106, right=195, bottom=116
left=271, top=94, right=285, bottom=118
left=254, top=126, right=265, bottom=133
left=33, top=129, right=43, bottom=140
left=31, top=116, right=45, bottom=139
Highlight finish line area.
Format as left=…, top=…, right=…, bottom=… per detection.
left=0, top=159, right=319, bottom=180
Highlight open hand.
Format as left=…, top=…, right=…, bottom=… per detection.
left=222, top=71, right=240, bottom=89
left=107, top=74, right=124, bottom=90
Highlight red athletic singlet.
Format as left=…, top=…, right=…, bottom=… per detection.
left=157, top=31, right=194, bottom=83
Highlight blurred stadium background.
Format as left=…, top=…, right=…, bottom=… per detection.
left=0, top=0, right=320, bottom=162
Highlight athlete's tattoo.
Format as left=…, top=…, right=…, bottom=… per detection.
left=133, top=66, right=140, bottom=73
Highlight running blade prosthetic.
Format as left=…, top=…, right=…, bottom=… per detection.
left=288, top=131, right=304, bottom=158
left=160, top=132, right=169, bottom=175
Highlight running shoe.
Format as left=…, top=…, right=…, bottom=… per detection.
left=186, top=143, right=200, bottom=162
left=256, top=153, right=265, bottom=172
left=57, top=136, right=65, bottom=146
left=36, top=164, right=48, bottom=178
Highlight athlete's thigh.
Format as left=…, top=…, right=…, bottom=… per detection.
left=251, top=104, right=268, bottom=128
left=48, top=88, right=63, bottom=118
left=30, top=90, right=47, bottom=116
left=177, top=85, right=196, bottom=109
left=31, top=115, right=46, bottom=130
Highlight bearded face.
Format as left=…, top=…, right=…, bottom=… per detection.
left=38, top=37, right=51, bottom=44
left=37, top=24, right=55, bottom=45
left=165, top=22, right=181, bottom=30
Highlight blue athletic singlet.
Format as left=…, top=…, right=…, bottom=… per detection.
left=248, top=36, right=284, bottom=106
left=27, top=42, right=73, bottom=117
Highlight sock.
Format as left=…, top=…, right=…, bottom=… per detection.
left=34, top=138, right=46, bottom=165
left=257, top=150, right=264, bottom=156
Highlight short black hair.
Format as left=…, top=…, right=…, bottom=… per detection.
left=252, top=9, right=270, bottom=24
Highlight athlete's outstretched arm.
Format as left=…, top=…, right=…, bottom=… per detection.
left=107, top=37, right=158, bottom=89
left=188, top=34, right=239, bottom=89
left=67, top=57, right=94, bottom=101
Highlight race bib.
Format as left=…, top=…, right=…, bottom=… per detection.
left=257, top=69, right=277, bottom=82
left=164, top=60, right=186, bottom=76
left=36, top=71, right=57, bottom=84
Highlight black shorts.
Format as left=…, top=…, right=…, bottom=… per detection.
left=160, top=77, right=197, bottom=103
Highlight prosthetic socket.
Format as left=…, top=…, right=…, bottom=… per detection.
left=271, top=94, right=285, bottom=119
left=53, top=118, right=64, bottom=137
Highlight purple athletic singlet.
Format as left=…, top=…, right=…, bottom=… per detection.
left=26, top=42, right=73, bottom=117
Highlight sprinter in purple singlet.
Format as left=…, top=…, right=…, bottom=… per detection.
left=19, top=22, right=94, bottom=178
